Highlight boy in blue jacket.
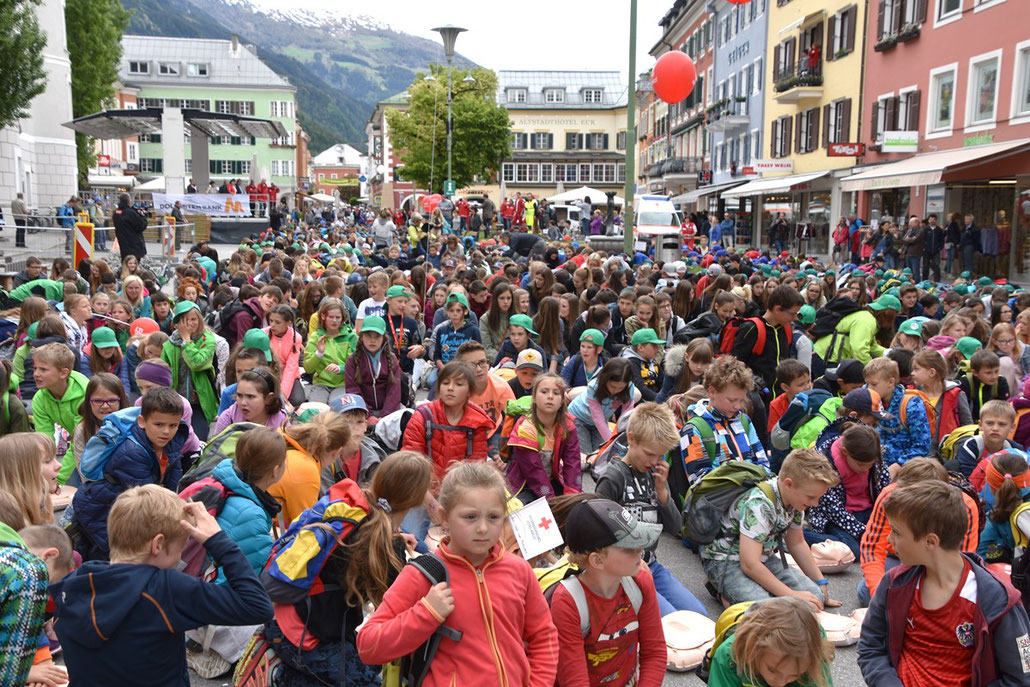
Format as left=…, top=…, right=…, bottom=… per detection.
left=427, top=292, right=481, bottom=393
left=71, top=387, right=189, bottom=560
left=52, top=485, right=273, bottom=686
left=863, top=357, right=932, bottom=476
left=858, top=481, right=1030, bottom=686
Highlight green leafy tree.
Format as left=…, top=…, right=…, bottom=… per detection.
left=386, top=65, right=510, bottom=194
left=0, top=0, right=47, bottom=130
left=65, top=0, right=129, bottom=185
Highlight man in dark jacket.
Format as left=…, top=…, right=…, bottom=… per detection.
left=902, top=216, right=925, bottom=277
left=113, top=193, right=148, bottom=261
left=960, top=213, right=981, bottom=276
left=922, top=214, right=945, bottom=282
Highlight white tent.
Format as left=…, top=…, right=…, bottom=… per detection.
left=133, top=176, right=165, bottom=192
left=546, top=185, right=623, bottom=206
left=87, top=174, right=136, bottom=188
left=309, top=193, right=335, bottom=203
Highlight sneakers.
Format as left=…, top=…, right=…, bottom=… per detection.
left=187, top=647, right=232, bottom=679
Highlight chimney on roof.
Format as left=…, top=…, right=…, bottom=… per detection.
left=231, top=34, right=239, bottom=53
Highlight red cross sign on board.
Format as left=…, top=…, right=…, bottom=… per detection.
left=539, top=517, right=553, bottom=531
left=508, top=497, right=565, bottom=560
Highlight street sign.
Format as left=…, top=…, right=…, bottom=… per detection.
left=97, top=154, right=111, bottom=167
left=828, top=142, right=866, bottom=157
left=754, top=159, right=794, bottom=173
left=444, top=179, right=456, bottom=195
left=697, top=169, right=712, bottom=186
left=881, top=131, right=918, bottom=153
left=359, top=175, right=367, bottom=183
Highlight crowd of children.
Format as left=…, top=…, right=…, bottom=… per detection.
left=4, top=226, right=1030, bottom=687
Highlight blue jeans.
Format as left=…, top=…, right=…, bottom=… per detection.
left=803, top=508, right=871, bottom=560
left=649, top=559, right=708, bottom=617
left=857, top=554, right=900, bottom=607
left=702, top=554, right=822, bottom=605
left=905, top=255, right=921, bottom=277
left=774, top=239, right=785, bottom=255
left=963, top=245, right=976, bottom=275
left=945, top=245, right=957, bottom=274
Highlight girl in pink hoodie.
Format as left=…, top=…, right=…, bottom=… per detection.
left=357, top=461, right=559, bottom=687
left=265, top=305, right=304, bottom=407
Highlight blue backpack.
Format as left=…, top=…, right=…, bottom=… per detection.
left=80, top=407, right=145, bottom=481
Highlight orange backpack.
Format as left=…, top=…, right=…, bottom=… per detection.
left=898, top=389, right=937, bottom=434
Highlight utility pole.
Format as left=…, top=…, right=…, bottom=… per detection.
left=623, top=0, right=638, bottom=256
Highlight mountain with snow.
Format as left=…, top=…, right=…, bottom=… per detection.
left=120, top=0, right=475, bottom=151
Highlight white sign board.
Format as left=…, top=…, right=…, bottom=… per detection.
left=881, top=131, right=919, bottom=153
left=753, top=159, right=795, bottom=174
left=152, top=193, right=251, bottom=217
left=508, top=497, right=564, bottom=561
left=926, top=184, right=946, bottom=214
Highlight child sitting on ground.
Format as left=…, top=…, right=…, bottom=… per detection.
left=568, top=357, right=635, bottom=455
left=959, top=349, right=1010, bottom=422
left=505, top=374, right=581, bottom=501
left=52, top=485, right=273, bottom=684
left=701, top=449, right=841, bottom=611
left=0, top=496, right=50, bottom=686
left=954, top=399, right=1022, bottom=482
left=20, top=524, right=74, bottom=687
left=858, top=480, right=1030, bottom=685
left=619, top=329, right=665, bottom=402
left=551, top=498, right=667, bottom=687
left=595, top=402, right=707, bottom=617
left=508, top=348, right=545, bottom=400
left=862, top=357, right=932, bottom=476
left=32, top=341, right=89, bottom=484
left=767, top=359, right=812, bottom=432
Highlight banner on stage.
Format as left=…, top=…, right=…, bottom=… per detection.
left=152, top=193, right=251, bottom=217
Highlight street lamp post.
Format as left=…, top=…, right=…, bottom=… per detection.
left=623, top=0, right=638, bottom=256
left=433, top=25, right=467, bottom=199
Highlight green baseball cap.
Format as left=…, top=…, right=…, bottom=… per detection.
left=898, top=318, right=923, bottom=337
left=952, top=284, right=968, bottom=295
left=960, top=270, right=972, bottom=279
left=869, top=294, right=902, bottom=311
left=360, top=315, right=387, bottom=336
left=580, top=328, right=606, bottom=346
left=91, top=326, right=119, bottom=349
left=509, top=313, right=538, bottom=336
left=874, top=269, right=884, bottom=277
left=386, top=285, right=413, bottom=299
left=798, top=305, right=817, bottom=325
left=955, top=336, right=983, bottom=359
left=977, top=276, right=994, bottom=287
left=631, top=328, right=665, bottom=346
left=825, top=269, right=836, bottom=276
left=242, top=329, right=272, bottom=361
left=902, top=267, right=913, bottom=275
left=172, top=300, right=200, bottom=323
left=445, top=292, right=470, bottom=311
left=344, top=245, right=354, bottom=253
left=885, top=287, right=901, bottom=298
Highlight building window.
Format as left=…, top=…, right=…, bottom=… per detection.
left=873, top=95, right=894, bottom=142
left=515, top=163, right=538, bottom=183
left=511, top=132, right=527, bottom=150
left=128, top=61, right=149, bottom=75
left=617, top=163, right=626, bottom=183
left=506, top=88, right=527, bottom=103
left=751, top=129, right=761, bottom=162
left=502, top=163, right=515, bottom=183
left=715, top=142, right=725, bottom=172
left=583, top=89, right=603, bottom=103
left=579, top=163, right=592, bottom=183
left=241, top=160, right=252, bottom=176
left=897, top=89, right=921, bottom=132
left=564, top=163, right=578, bottom=183
left=158, top=62, right=179, bottom=76
left=544, top=88, right=565, bottom=103
left=938, top=0, right=961, bottom=21
left=140, top=158, right=162, bottom=172
left=187, top=63, right=209, bottom=77
left=586, top=133, right=607, bottom=150
left=797, top=108, right=820, bottom=153
left=1014, top=43, right=1030, bottom=119
left=616, top=131, right=627, bottom=150
left=967, top=51, right=1001, bottom=127
left=540, top=164, right=553, bottom=183
left=532, top=132, right=551, bottom=150
left=125, top=142, right=137, bottom=163
left=928, top=65, right=957, bottom=133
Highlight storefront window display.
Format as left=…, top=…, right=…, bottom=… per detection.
left=870, top=188, right=911, bottom=225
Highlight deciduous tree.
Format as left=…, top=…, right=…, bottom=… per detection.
left=0, top=0, right=47, bottom=130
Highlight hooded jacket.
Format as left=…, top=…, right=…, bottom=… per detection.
left=161, top=330, right=219, bottom=422
left=72, top=420, right=189, bottom=559
left=492, top=336, right=545, bottom=368
left=265, top=324, right=303, bottom=398
left=0, top=523, right=49, bottom=686
left=16, top=333, right=82, bottom=399
left=620, top=346, right=664, bottom=402
left=879, top=384, right=934, bottom=466
left=33, top=369, right=89, bottom=484
left=401, top=399, right=494, bottom=479
left=209, top=458, right=280, bottom=578
left=813, top=309, right=885, bottom=365
left=656, top=343, right=691, bottom=403
left=676, top=311, right=724, bottom=346
left=303, top=326, right=357, bottom=388
left=356, top=541, right=559, bottom=687
left=729, top=316, right=793, bottom=392
left=858, top=553, right=1030, bottom=687
left=506, top=413, right=582, bottom=499
left=51, top=531, right=272, bottom=686
left=344, top=345, right=402, bottom=417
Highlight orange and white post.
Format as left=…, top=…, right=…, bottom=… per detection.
left=163, top=216, right=176, bottom=258
left=73, top=220, right=94, bottom=267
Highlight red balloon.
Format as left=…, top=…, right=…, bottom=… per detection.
left=130, top=317, right=159, bottom=337
left=420, top=193, right=442, bottom=214
left=652, top=51, right=697, bottom=104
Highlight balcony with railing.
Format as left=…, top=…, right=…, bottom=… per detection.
left=773, top=59, right=823, bottom=103
left=645, top=157, right=702, bottom=180
left=706, top=98, right=751, bottom=132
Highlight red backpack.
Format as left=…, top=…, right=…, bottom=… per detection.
left=717, top=317, right=793, bottom=357
left=178, top=477, right=235, bottom=580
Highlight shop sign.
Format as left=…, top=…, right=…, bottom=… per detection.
left=964, top=133, right=994, bottom=147
left=742, top=166, right=755, bottom=175
left=697, top=169, right=713, bottom=186
left=926, top=184, right=945, bottom=214
left=97, top=154, right=111, bottom=167
left=754, top=159, right=794, bottom=173
left=881, top=131, right=918, bottom=153
left=827, top=142, right=865, bottom=157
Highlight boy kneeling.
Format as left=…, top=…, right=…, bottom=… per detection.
left=859, top=481, right=1030, bottom=686
left=701, top=449, right=841, bottom=611
left=551, top=499, right=667, bottom=687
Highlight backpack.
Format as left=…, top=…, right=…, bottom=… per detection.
left=534, top=556, right=578, bottom=602
left=769, top=390, right=833, bottom=468
left=1009, top=502, right=1030, bottom=613
left=497, top=395, right=534, bottom=463
left=809, top=297, right=863, bottom=341
left=696, top=601, right=759, bottom=683
left=178, top=476, right=234, bottom=580
left=232, top=629, right=282, bottom=687
left=898, top=389, right=937, bottom=435
left=681, top=461, right=773, bottom=545
left=949, top=471, right=986, bottom=534
left=215, top=298, right=253, bottom=339
left=79, top=407, right=145, bottom=482
left=585, top=430, right=629, bottom=480
left=556, top=574, right=643, bottom=638
left=717, top=317, right=784, bottom=357
left=939, top=424, right=981, bottom=467
left=686, top=414, right=755, bottom=468
left=371, top=408, right=416, bottom=453
left=387, top=553, right=464, bottom=686
left=414, top=404, right=476, bottom=463
left=178, top=422, right=261, bottom=491
left=1011, top=408, right=1030, bottom=441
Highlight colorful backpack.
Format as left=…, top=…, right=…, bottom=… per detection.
left=681, top=461, right=773, bottom=546
left=179, top=422, right=261, bottom=490
left=898, top=389, right=937, bottom=435
left=178, top=477, right=235, bottom=580
left=939, top=424, right=981, bottom=467
left=497, top=395, right=534, bottom=463
left=79, top=407, right=144, bottom=481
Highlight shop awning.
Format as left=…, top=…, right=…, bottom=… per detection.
left=778, top=9, right=824, bottom=35
left=840, top=138, right=1030, bottom=192
left=87, top=174, right=136, bottom=188
left=672, top=180, right=746, bottom=204
left=722, top=171, right=830, bottom=199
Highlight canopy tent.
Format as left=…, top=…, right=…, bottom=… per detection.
left=546, top=185, right=624, bottom=206
left=87, top=174, right=136, bottom=188
left=840, top=138, right=1030, bottom=192
left=133, top=176, right=165, bottom=192
left=309, top=193, right=336, bottom=202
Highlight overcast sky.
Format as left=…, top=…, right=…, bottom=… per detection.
left=262, top=0, right=669, bottom=82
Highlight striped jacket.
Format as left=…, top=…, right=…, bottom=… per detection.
left=0, top=523, right=51, bottom=685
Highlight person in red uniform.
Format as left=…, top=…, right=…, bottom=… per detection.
left=456, top=197, right=471, bottom=233
left=501, top=197, right=515, bottom=231
left=513, top=192, right=526, bottom=228
left=257, top=180, right=269, bottom=217
left=245, top=180, right=258, bottom=217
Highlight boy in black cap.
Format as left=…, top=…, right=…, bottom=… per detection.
left=812, top=358, right=866, bottom=397
left=550, top=499, right=667, bottom=687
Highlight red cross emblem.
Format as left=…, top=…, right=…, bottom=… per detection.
left=539, top=517, right=553, bottom=531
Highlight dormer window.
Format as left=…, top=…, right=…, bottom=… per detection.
left=544, top=88, right=565, bottom=103
left=507, top=88, right=527, bottom=103
left=158, top=62, right=180, bottom=76
left=128, top=61, right=149, bottom=75
left=583, top=88, right=604, bottom=103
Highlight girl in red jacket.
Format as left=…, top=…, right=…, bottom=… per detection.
left=506, top=374, right=582, bottom=501
left=357, top=461, right=559, bottom=687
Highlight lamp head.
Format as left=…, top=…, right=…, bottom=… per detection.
left=432, top=25, right=467, bottom=59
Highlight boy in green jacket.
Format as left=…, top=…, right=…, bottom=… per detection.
left=31, top=343, right=88, bottom=484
